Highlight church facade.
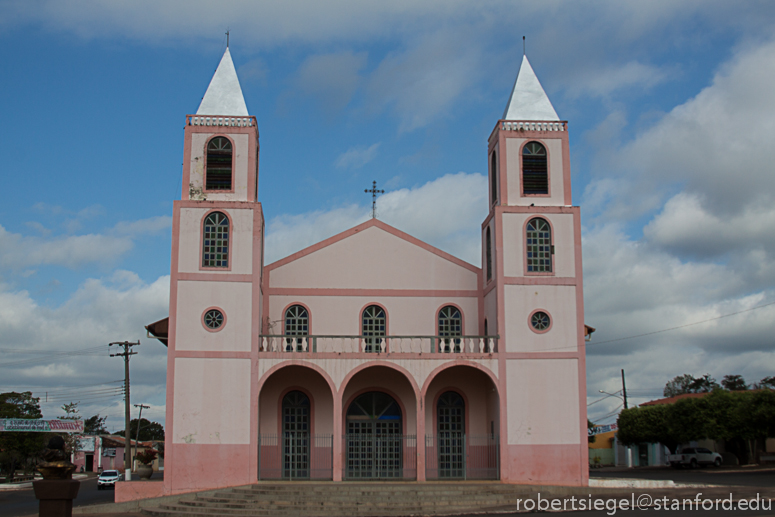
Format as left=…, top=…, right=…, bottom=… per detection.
left=143, top=48, right=587, bottom=499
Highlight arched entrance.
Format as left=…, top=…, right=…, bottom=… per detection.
left=346, top=391, right=402, bottom=479
left=282, top=390, right=310, bottom=479
left=257, top=364, right=335, bottom=480
left=437, top=391, right=465, bottom=478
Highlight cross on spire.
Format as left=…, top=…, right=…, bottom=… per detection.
left=364, top=180, right=385, bottom=219
left=226, top=29, right=230, bottom=48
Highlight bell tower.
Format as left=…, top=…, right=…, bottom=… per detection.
left=165, top=47, right=265, bottom=493
left=483, top=55, right=588, bottom=484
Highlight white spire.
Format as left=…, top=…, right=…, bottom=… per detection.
left=502, top=55, right=559, bottom=121
left=196, top=47, right=249, bottom=116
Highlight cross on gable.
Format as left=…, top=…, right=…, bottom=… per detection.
left=364, top=180, right=385, bottom=219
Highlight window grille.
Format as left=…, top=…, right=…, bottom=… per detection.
left=526, top=218, right=552, bottom=272
left=202, top=212, right=229, bottom=268
left=485, top=228, right=492, bottom=281
left=438, top=306, right=462, bottom=353
left=362, top=305, right=386, bottom=353
left=284, top=305, right=309, bottom=352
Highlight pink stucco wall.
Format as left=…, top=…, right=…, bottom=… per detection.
left=502, top=212, right=576, bottom=278
left=423, top=365, right=498, bottom=436
left=269, top=225, right=478, bottom=291
left=177, top=207, right=255, bottom=275
left=503, top=285, right=578, bottom=354
left=258, top=365, right=334, bottom=435
left=189, top=133, right=251, bottom=202
left=504, top=136, right=565, bottom=207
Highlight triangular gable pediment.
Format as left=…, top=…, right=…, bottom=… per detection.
left=267, top=219, right=479, bottom=291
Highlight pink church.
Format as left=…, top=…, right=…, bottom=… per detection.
left=138, top=47, right=588, bottom=500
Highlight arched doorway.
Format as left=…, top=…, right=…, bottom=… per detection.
left=437, top=391, right=465, bottom=478
left=282, top=390, right=310, bottom=479
left=346, top=391, right=402, bottom=479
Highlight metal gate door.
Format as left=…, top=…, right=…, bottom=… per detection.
left=346, top=420, right=402, bottom=479
left=282, top=391, right=310, bottom=479
left=437, top=391, right=465, bottom=478
left=345, top=391, right=403, bottom=479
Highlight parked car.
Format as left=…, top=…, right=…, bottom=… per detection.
left=668, top=447, right=722, bottom=468
left=97, top=470, right=123, bottom=489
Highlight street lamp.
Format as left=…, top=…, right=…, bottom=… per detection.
left=597, top=389, right=632, bottom=468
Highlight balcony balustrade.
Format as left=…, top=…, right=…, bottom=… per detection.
left=258, top=335, right=498, bottom=354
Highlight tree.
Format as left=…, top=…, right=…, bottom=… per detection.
left=663, top=374, right=720, bottom=397
left=58, top=402, right=81, bottom=454
left=587, top=419, right=596, bottom=444
left=663, top=374, right=696, bottom=397
left=687, top=374, right=720, bottom=393
left=115, top=418, right=165, bottom=441
left=0, top=392, right=48, bottom=482
left=721, top=375, right=748, bottom=391
left=753, top=376, right=775, bottom=390
left=84, top=415, right=108, bottom=435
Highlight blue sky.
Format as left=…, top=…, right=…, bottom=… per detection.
left=2, top=1, right=775, bottom=430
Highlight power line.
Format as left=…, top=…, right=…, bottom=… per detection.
left=590, top=300, right=775, bottom=347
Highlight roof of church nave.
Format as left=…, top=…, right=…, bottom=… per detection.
left=196, top=47, right=249, bottom=116
left=502, top=54, right=559, bottom=121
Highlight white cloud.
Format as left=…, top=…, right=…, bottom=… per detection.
left=601, top=39, right=775, bottom=218
left=0, top=216, right=172, bottom=270
left=0, top=224, right=134, bottom=269
left=568, top=61, right=671, bottom=99
left=292, top=51, right=367, bottom=113
left=264, top=172, right=487, bottom=265
left=335, top=143, right=380, bottom=170
left=366, top=29, right=484, bottom=131
left=0, top=272, right=170, bottom=427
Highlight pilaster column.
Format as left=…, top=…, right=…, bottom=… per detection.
left=332, top=393, right=342, bottom=481
left=416, top=393, right=426, bottom=481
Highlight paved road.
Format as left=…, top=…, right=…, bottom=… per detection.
left=0, top=472, right=163, bottom=517
left=591, top=466, right=775, bottom=487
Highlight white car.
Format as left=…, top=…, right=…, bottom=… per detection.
left=97, top=470, right=124, bottom=489
left=668, top=447, right=723, bottom=468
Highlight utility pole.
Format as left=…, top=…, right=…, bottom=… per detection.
left=133, top=403, right=150, bottom=471
left=621, top=369, right=628, bottom=409
left=110, top=340, right=139, bottom=481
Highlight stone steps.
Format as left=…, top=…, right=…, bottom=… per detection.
left=143, top=482, right=535, bottom=517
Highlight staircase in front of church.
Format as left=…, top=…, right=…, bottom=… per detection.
left=142, top=482, right=541, bottom=516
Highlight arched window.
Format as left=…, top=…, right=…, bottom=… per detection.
left=522, top=141, right=547, bottom=195
left=438, top=305, right=462, bottom=353
left=362, top=305, right=386, bottom=353
left=485, top=227, right=492, bottom=282
left=484, top=318, right=488, bottom=336
left=282, top=391, right=310, bottom=479
left=202, top=211, right=229, bottom=268
left=284, top=305, right=309, bottom=352
left=526, top=217, right=552, bottom=273
left=490, top=151, right=497, bottom=205
left=205, top=137, right=233, bottom=191
left=346, top=391, right=402, bottom=479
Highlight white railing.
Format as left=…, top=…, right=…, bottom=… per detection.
left=258, top=335, right=498, bottom=354
left=186, top=115, right=256, bottom=127
left=500, top=120, right=566, bottom=132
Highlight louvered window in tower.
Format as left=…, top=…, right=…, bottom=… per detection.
left=522, top=141, right=548, bottom=195
left=206, top=137, right=233, bottom=190
left=490, top=151, right=497, bottom=205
